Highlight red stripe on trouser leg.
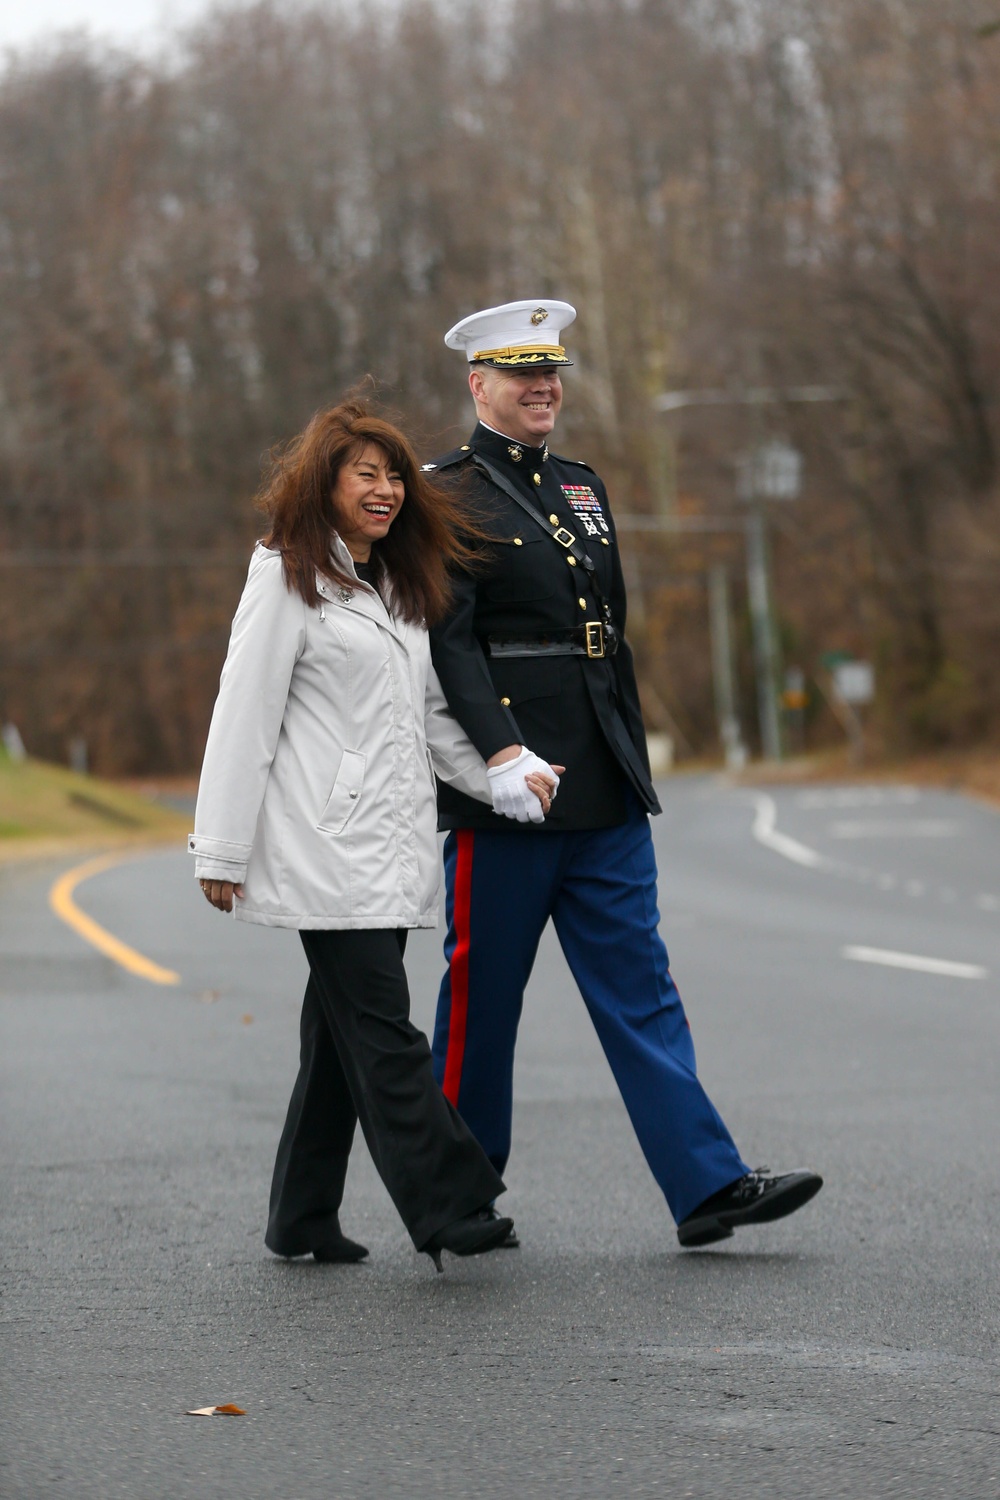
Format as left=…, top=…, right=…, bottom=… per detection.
left=442, top=829, right=474, bottom=1105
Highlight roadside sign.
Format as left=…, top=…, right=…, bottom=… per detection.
left=832, top=661, right=875, bottom=704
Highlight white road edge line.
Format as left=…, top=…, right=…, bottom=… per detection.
left=751, top=794, right=825, bottom=868
left=842, top=946, right=987, bottom=980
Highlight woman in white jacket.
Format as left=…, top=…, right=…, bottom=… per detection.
left=190, top=398, right=555, bottom=1271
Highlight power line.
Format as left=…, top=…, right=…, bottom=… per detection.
left=1, top=634, right=230, bottom=662
left=651, top=385, right=849, bottom=413
left=614, top=515, right=743, bottom=532
left=0, top=552, right=250, bottom=568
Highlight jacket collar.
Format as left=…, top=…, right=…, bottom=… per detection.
left=471, top=420, right=549, bottom=473
left=316, top=533, right=404, bottom=639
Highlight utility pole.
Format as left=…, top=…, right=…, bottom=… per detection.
left=651, top=385, right=844, bottom=763
left=743, top=505, right=782, bottom=761
left=708, top=564, right=746, bottom=769
left=737, top=440, right=802, bottom=762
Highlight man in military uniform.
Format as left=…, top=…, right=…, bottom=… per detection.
left=426, top=299, right=822, bottom=1248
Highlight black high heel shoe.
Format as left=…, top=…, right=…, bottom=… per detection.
left=268, top=1219, right=368, bottom=1263
left=421, top=1210, right=515, bottom=1273
left=311, top=1229, right=369, bottom=1263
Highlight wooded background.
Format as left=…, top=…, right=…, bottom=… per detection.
left=2, top=0, right=999, bottom=773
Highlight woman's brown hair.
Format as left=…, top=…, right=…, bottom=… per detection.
left=257, top=396, right=482, bottom=626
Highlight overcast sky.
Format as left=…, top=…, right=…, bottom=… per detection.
left=0, top=0, right=212, bottom=54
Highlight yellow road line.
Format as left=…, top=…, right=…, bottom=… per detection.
left=48, top=850, right=181, bottom=986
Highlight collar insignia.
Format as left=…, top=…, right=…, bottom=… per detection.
left=507, top=444, right=523, bottom=462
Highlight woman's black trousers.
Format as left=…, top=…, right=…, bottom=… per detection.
left=265, top=928, right=503, bottom=1253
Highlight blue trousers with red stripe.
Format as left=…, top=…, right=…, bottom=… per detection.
left=431, top=802, right=749, bottom=1225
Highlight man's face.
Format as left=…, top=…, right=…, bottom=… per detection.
left=469, top=365, right=564, bottom=446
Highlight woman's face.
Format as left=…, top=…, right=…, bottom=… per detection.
left=332, top=444, right=405, bottom=562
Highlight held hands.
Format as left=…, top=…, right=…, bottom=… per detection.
left=486, top=746, right=564, bottom=823
left=199, top=879, right=244, bottom=912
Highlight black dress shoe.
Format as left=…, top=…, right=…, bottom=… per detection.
left=476, top=1204, right=519, bottom=1248
left=421, top=1210, right=515, bottom=1273
left=677, top=1167, right=823, bottom=1249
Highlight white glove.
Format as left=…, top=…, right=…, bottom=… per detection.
left=487, top=748, right=560, bottom=824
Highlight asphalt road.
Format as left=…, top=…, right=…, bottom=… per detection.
left=2, top=777, right=998, bottom=1499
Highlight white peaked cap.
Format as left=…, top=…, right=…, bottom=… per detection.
left=444, top=299, right=576, bottom=366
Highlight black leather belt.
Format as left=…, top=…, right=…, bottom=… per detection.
left=486, top=623, right=618, bottom=659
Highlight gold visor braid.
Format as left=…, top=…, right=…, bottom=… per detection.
left=471, top=343, right=568, bottom=364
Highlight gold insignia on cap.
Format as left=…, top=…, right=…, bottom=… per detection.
left=508, top=444, right=522, bottom=462
left=531, top=308, right=548, bottom=324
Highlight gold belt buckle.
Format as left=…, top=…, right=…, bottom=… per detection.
left=552, top=527, right=577, bottom=548
left=584, top=622, right=605, bottom=658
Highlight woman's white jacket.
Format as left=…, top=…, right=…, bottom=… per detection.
left=189, top=539, right=491, bottom=929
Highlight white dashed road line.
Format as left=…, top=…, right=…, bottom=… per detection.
left=750, top=790, right=999, bottom=917
left=842, top=946, right=988, bottom=980
left=828, top=819, right=961, bottom=839
left=794, top=787, right=920, bottom=808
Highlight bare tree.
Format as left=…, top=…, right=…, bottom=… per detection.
left=1, top=0, right=998, bottom=769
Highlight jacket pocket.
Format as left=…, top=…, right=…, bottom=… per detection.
left=488, top=656, right=564, bottom=706
left=317, top=749, right=367, bottom=835
left=484, top=534, right=555, bottom=603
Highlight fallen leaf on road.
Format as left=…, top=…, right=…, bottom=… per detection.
left=185, top=1404, right=246, bottom=1416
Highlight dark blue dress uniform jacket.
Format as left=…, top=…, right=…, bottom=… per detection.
left=428, top=423, right=662, bottom=832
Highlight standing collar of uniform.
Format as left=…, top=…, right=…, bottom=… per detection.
left=471, top=421, right=549, bottom=469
